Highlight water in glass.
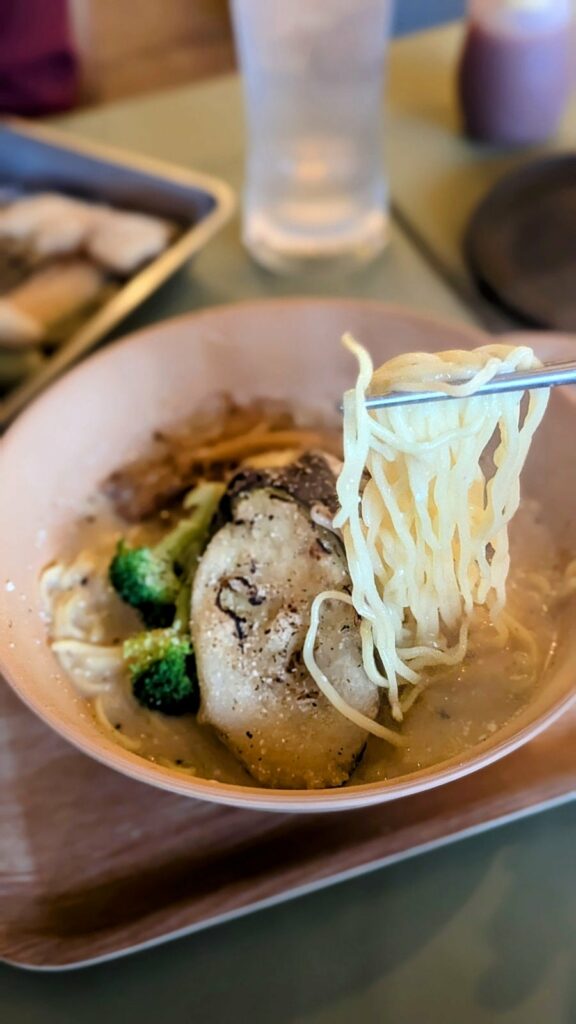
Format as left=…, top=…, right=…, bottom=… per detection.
left=231, top=0, right=393, bottom=273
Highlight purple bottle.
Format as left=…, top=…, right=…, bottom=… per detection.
left=458, top=0, right=573, bottom=145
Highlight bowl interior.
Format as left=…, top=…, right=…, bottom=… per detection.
left=0, top=300, right=575, bottom=812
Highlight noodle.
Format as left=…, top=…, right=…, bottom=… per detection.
left=303, top=591, right=407, bottom=747
left=190, top=427, right=341, bottom=464
left=104, top=396, right=342, bottom=521
left=304, top=335, right=550, bottom=735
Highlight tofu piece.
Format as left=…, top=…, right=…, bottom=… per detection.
left=192, top=465, right=380, bottom=789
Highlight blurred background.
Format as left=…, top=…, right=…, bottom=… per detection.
left=0, top=0, right=466, bottom=114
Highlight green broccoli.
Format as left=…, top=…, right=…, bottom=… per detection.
left=124, top=628, right=198, bottom=716
left=109, top=539, right=179, bottom=627
left=109, top=481, right=224, bottom=627
left=116, top=482, right=224, bottom=715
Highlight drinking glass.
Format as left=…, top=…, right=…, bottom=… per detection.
left=231, top=0, right=394, bottom=274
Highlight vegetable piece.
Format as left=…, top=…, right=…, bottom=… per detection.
left=109, top=481, right=224, bottom=627
left=109, top=538, right=181, bottom=628
left=116, top=483, right=224, bottom=714
left=124, top=629, right=198, bottom=716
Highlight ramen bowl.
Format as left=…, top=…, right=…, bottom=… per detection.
left=0, top=299, right=574, bottom=812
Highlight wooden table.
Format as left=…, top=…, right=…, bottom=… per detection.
left=1, top=23, right=574, bottom=1024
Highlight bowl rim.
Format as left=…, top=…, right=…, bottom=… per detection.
left=1, top=297, right=574, bottom=813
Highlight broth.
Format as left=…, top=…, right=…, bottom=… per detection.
left=42, top=496, right=564, bottom=789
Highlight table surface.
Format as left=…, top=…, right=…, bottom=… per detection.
left=2, top=22, right=575, bottom=1024
left=387, top=24, right=576, bottom=331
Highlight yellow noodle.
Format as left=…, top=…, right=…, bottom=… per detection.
left=191, top=428, right=341, bottom=463
left=304, top=336, right=549, bottom=735
left=303, top=591, right=406, bottom=746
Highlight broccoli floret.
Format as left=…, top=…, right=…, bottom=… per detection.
left=124, top=629, right=198, bottom=716
left=116, top=482, right=224, bottom=712
left=109, top=482, right=224, bottom=627
left=109, top=540, right=179, bottom=627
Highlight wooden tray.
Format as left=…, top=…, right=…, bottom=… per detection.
left=1, top=678, right=575, bottom=971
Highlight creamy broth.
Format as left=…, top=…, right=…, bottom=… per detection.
left=357, top=501, right=561, bottom=782
left=42, top=497, right=566, bottom=789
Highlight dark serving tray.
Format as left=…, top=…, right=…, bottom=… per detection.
left=0, top=118, right=235, bottom=430
left=1, top=677, right=574, bottom=970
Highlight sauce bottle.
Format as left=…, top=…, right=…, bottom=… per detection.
left=458, top=0, right=573, bottom=145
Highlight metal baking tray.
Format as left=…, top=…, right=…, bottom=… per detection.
left=0, top=118, right=235, bottom=430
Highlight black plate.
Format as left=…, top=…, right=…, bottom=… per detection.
left=465, top=154, right=576, bottom=331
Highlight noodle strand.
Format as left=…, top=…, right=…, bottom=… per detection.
left=305, top=336, right=550, bottom=733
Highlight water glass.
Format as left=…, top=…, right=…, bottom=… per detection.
left=231, top=0, right=394, bottom=273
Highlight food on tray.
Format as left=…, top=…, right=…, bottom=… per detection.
left=0, top=260, right=105, bottom=347
left=41, top=339, right=570, bottom=790
left=87, top=208, right=174, bottom=275
left=0, top=189, right=176, bottom=380
left=0, top=191, right=174, bottom=273
left=0, top=193, right=92, bottom=258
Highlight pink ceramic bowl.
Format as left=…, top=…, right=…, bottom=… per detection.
left=0, top=300, right=574, bottom=812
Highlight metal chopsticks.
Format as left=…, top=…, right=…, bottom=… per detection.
left=362, top=360, right=576, bottom=410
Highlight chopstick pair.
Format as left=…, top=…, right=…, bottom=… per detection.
left=361, top=360, right=576, bottom=410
